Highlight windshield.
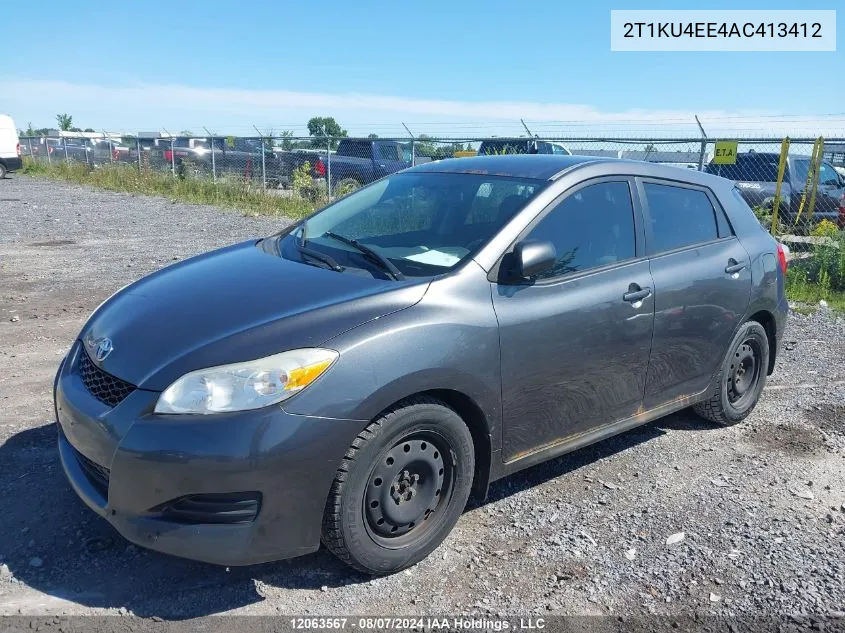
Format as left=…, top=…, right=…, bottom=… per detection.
left=283, top=172, right=546, bottom=278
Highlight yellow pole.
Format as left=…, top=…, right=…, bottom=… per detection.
left=771, top=137, right=789, bottom=235
left=805, top=137, right=824, bottom=226
left=795, top=137, right=824, bottom=229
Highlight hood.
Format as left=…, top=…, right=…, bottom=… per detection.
left=80, top=240, right=429, bottom=391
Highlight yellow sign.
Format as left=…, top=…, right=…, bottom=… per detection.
left=713, top=140, right=738, bottom=164
left=454, top=150, right=477, bottom=158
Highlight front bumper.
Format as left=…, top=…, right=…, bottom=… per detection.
left=54, top=342, right=365, bottom=566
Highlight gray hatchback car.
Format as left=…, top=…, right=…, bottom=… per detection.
left=55, top=155, right=788, bottom=574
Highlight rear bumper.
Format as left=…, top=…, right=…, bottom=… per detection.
left=55, top=343, right=366, bottom=566
left=2, top=156, right=23, bottom=171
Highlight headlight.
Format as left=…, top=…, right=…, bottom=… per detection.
left=154, top=348, right=338, bottom=415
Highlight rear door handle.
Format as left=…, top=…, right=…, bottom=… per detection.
left=623, top=285, right=652, bottom=303
left=725, top=259, right=747, bottom=274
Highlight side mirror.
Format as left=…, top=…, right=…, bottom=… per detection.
left=514, top=240, right=556, bottom=278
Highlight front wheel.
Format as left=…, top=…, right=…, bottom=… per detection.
left=0, top=163, right=7, bottom=179
left=321, top=396, right=474, bottom=575
left=693, top=321, right=769, bottom=426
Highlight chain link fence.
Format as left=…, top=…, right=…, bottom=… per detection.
left=19, top=132, right=845, bottom=235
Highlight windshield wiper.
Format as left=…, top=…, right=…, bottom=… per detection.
left=296, top=224, right=344, bottom=272
left=299, top=246, right=344, bottom=272
left=322, top=232, right=405, bottom=280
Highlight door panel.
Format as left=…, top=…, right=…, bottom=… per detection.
left=645, top=239, right=751, bottom=406
left=494, top=261, right=655, bottom=461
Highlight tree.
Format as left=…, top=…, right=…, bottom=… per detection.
left=307, top=117, right=347, bottom=149
left=83, top=128, right=96, bottom=133
left=56, top=113, right=73, bottom=131
left=367, top=133, right=378, bottom=139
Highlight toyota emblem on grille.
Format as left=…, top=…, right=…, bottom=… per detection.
left=94, top=338, right=113, bottom=361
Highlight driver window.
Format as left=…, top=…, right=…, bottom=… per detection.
left=526, top=181, right=636, bottom=280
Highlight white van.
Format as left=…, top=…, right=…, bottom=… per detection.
left=0, top=114, right=23, bottom=178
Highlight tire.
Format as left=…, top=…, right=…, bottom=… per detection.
left=693, top=321, right=769, bottom=426
left=321, top=396, right=475, bottom=575
left=0, top=163, right=7, bottom=179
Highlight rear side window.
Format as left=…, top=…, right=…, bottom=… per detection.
left=706, top=155, right=781, bottom=182
left=644, top=183, right=719, bottom=253
left=336, top=141, right=370, bottom=159
left=378, top=144, right=402, bottom=162
left=524, top=181, right=636, bottom=280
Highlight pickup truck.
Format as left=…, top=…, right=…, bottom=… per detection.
left=150, top=137, right=282, bottom=185
left=278, top=139, right=412, bottom=195
left=706, top=152, right=845, bottom=229
left=477, top=138, right=572, bottom=156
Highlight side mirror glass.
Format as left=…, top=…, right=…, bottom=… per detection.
left=514, top=240, right=556, bottom=278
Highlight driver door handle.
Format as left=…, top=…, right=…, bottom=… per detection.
left=725, top=259, right=747, bottom=275
left=623, top=284, right=652, bottom=303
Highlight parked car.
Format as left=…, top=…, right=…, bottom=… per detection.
left=55, top=155, right=787, bottom=574
left=706, top=152, right=845, bottom=229
left=279, top=139, right=411, bottom=195
left=478, top=138, right=572, bottom=156
left=0, top=114, right=22, bottom=177
left=152, top=137, right=282, bottom=184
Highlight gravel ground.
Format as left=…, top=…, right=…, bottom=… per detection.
left=1, top=175, right=844, bottom=621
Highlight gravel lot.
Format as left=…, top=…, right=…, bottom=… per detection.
left=1, top=176, right=844, bottom=621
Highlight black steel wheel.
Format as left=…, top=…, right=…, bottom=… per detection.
left=694, top=321, right=770, bottom=426
left=321, top=396, right=474, bottom=575
left=363, top=433, right=451, bottom=546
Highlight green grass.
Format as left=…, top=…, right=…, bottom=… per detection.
left=22, top=158, right=315, bottom=219
left=785, top=268, right=845, bottom=313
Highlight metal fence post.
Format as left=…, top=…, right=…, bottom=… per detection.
left=327, top=136, right=332, bottom=200
left=107, top=134, right=114, bottom=163
left=63, top=137, right=69, bottom=164
left=27, top=137, right=32, bottom=160
left=695, top=115, right=707, bottom=171
left=170, top=137, right=176, bottom=177
left=137, top=136, right=142, bottom=172
left=261, top=136, right=266, bottom=190
left=402, top=123, right=415, bottom=167
left=211, top=135, right=217, bottom=183
left=46, top=137, right=52, bottom=165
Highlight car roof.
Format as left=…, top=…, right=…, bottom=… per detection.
left=407, top=154, right=728, bottom=186
left=407, top=155, right=600, bottom=180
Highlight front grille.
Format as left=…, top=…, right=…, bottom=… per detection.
left=154, top=493, right=262, bottom=525
left=78, top=348, right=135, bottom=408
left=73, top=447, right=110, bottom=494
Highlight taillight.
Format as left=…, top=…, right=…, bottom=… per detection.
left=314, top=158, right=326, bottom=177
left=16, top=143, right=21, bottom=157
left=776, top=243, right=788, bottom=275
left=164, top=150, right=173, bottom=161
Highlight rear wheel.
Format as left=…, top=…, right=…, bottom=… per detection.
left=693, top=321, right=769, bottom=426
left=321, top=396, right=474, bottom=575
left=0, top=162, right=7, bottom=179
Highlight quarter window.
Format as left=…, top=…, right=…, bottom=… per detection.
left=525, top=181, right=636, bottom=280
left=644, top=183, right=719, bottom=253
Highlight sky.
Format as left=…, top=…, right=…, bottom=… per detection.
left=1, top=0, right=843, bottom=139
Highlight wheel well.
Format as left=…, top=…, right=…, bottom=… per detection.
left=748, top=310, right=777, bottom=374
left=384, top=389, right=492, bottom=501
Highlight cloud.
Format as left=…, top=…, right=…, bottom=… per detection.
left=1, top=78, right=840, bottom=138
